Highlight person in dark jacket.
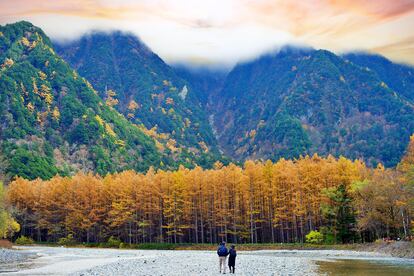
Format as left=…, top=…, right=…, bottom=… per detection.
left=228, top=244, right=237, bottom=274
left=217, top=242, right=229, bottom=274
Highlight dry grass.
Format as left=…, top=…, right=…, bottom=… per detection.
left=0, top=239, right=13, bottom=248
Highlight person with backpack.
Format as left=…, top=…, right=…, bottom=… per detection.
left=217, top=241, right=229, bottom=274
left=228, top=244, right=237, bottom=274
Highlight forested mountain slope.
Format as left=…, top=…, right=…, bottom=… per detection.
left=343, top=52, right=414, bottom=102
left=55, top=32, right=222, bottom=166
left=211, top=47, right=414, bottom=167
left=0, top=21, right=166, bottom=179
left=2, top=21, right=414, bottom=179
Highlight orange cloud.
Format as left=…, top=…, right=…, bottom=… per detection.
left=243, top=0, right=414, bottom=64
left=0, top=0, right=152, bottom=20
left=328, top=0, right=414, bottom=19
left=0, top=0, right=413, bottom=65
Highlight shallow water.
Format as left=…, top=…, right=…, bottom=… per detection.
left=317, top=259, right=414, bottom=276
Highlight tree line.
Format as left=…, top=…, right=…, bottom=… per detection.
left=4, top=135, right=414, bottom=245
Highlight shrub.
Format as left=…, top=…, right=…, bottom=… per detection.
left=119, top=242, right=129, bottom=249
left=15, top=236, right=34, bottom=245
left=320, top=226, right=335, bottom=244
left=305, top=230, right=323, bottom=244
left=58, top=234, right=76, bottom=246
left=107, top=236, right=121, bottom=248
left=133, top=243, right=177, bottom=250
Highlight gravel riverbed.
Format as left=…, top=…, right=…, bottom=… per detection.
left=0, top=248, right=37, bottom=273
left=0, top=249, right=29, bottom=264
left=1, top=246, right=413, bottom=275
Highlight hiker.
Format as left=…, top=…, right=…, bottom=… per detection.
left=217, top=241, right=229, bottom=274
left=228, top=244, right=237, bottom=274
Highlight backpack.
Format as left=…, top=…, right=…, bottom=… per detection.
left=217, top=245, right=227, bottom=256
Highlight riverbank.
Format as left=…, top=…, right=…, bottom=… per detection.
left=8, top=240, right=413, bottom=257
left=357, top=240, right=414, bottom=258
left=2, top=240, right=412, bottom=263
left=9, top=241, right=362, bottom=251
left=4, top=246, right=413, bottom=275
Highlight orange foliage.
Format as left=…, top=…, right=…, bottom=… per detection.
left=7, top=156, right=379, bottom=244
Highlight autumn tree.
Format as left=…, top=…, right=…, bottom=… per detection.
left=105, top=89, right=119, bottom=107
left=0, top=182, right=20, bottom=239
left=5, top=155, right=413, bottom=245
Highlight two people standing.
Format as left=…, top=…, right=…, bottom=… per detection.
left=217, top=242, right=237, bottom=274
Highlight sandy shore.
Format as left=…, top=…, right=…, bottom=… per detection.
left=1, top=246, right=413, bottom=275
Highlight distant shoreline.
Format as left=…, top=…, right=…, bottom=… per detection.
left=8, top=240, right=413, bottom=258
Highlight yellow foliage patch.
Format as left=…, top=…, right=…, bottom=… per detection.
left=106, top=90, right=118, bottom=107
left=115, top=139, right=125, bottom=147
left=95, top=115, right=116, bottom=137
left=38, top=71, right=47, bottom=80
left=198, top=141, right=209, bottom=153
left=27, top=102, right=34, bottom=112
left=32, top=79, right=39, bottom=95
left=2, top=58, right=14, bottom=69
left=249, top=129, right=257, bottom=139
left=128, top=100, right=139, bottom=111
left=95, top=115, right=104, bottom=126
left=21, top=37, right=37, bottom=50
left=166, top=139, right=179, bottom=152
left=155, top=140, right=165, bottom=151
left=21, top=37, right=31, bottom=47
left=52, top=106, right=60, bottom=120
left=105, top=124, right=116, bottom=137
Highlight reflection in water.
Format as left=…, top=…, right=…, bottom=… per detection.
left=317, top=259, right=414, bottom=276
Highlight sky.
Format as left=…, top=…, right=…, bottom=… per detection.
left=1, top=0, right=414, bottom=66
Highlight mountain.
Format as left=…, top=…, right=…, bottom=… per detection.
left=174, top=65, right=228, bottom=106
left=55, top=32, right=222, bottom=166
left=2, top=21, right=414, bottom=176
left=0, top=21, right=169, bottom=180
left=343, top=52, right=414, bottom=102
left=210, top=46, right=414, bottom=167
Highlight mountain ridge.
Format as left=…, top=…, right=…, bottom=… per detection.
left=55, top=30, right=223, bottom=167
left=0, top=21, right=193, bottom=180
left=210, top=46, right=414, bottom=167
left=1, top=21, right=414, bottom=181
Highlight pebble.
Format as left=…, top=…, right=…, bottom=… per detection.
left=0, top=248, right=30, bottom=264
left=71, top=250, right=319, bottom=275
